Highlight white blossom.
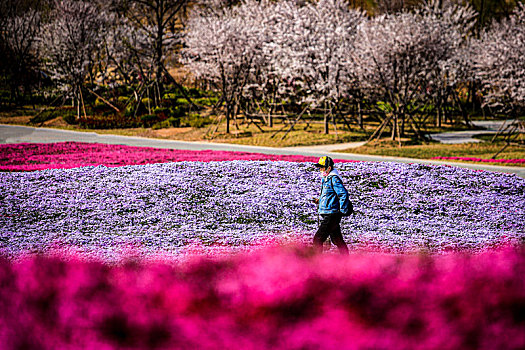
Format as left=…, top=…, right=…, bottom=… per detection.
left=472, top=3, right=525, bottom=112
left=38, top=0, right=108, bottom=95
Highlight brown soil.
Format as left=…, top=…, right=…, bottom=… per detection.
left=0, top=115, right=33, bottom=124
left=42, top=117, right=69, bottom=127
left=154, top=127, right=193, bottom=137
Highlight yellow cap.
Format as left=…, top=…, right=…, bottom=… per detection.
left=313, top=156, right=334, bottom=168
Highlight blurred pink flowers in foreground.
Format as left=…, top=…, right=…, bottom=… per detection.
left=1, top=246, right=524, bottom=349
left=0, top=142, right=356, bottom=171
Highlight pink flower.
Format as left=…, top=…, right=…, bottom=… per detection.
left=0, top=142, right=357, bottom=171
left=0, top=245, right=524, bottom=349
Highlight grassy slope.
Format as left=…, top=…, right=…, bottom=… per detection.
left=339, top=140, right=525, bottom=166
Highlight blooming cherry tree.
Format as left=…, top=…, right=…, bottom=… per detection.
left=357, top=0, right=475, bottom=141
left=420, top=0, right=477, bottom=127
left=183, top=0, right=269, bottom=133
left=266, top=0, right=365, bottom=133
left=472, top=3, right=525, bottom=114
left=184, top=0, right=365, bottom=134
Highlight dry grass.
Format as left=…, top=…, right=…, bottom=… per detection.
left=199, top=120, right=370, bottom=147
left=340, top=140, right=525, bottom=167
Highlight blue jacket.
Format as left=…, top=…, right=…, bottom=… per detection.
left=318, top=169, right=351, bottom=215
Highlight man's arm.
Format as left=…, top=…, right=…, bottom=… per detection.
left=331, top=177, right=350, bottom=214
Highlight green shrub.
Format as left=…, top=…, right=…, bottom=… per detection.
left=124, top=102, right=146, bottom=117
left=188, top=87, right=203, bottom=97
left=163, top=93, right=180, bottom=100
left=78, top=114, right=140, bottom=129
left=152, top=116, right=182, bottom=129
left=117, top=96, right=129, bottom=105
left=140, top=114, right=160, bottom=127
left=141, top=97, right=152, bottom=106
left=113, top=85, right=131, bottom=96
left=376, top=101, right=393, bottom=113
left=30, top=108, right=77, bottom=125
left=195, top=97, right=219, bottom=106
left=175, top=98, right=190, bottom=106
left=63, top=114, right=77, bottom=125
left=180, top=113, right=212, bottom=128
left=170, top=106, right=185, bottom=118
left=124, top=106, right=135, bottom=117
left=168, top=116, right=181, bottom=127
left=154, top=107, right=170, bottom=116
left=159, top=99, right=172, bottom=107
left=92, top=103, right=109, bottom=113
left=152, top=120, right=169, bottom=129
left=30, top=109, right=57, bottom=125
left=62, top=110, right=79, bottom=125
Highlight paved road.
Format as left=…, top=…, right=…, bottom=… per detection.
left=287, top=141, right=367, bottom=151
left=429, top=119, right=516, bottom=144
left=1, top=124, right=524, bottom=178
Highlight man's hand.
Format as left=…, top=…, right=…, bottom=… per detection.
left=311, top=198, right=319, bottom=205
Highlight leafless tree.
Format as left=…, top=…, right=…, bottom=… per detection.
left=0, top=0, right=45, bottom=106
left=38, top=0, right=108, bottom=118
left=111, top=0, right=189, bottom=96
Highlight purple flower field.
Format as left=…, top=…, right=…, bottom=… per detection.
left=1, top=160, right=524, bottom=261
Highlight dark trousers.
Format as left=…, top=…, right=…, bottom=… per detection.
left=313, top=213, right=349, bottom=255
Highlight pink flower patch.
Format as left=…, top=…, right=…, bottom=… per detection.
left=0, top=246, right=524, bottom=349
left=0, top=142, right=357, bottom=171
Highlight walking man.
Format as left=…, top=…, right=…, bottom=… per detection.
left=312, top=156, right=350, bottom=254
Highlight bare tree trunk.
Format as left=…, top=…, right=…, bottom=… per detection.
left=437, top=102, right=442, bottom=128
left=79, top=87, right=87, bottom=119
left=226, top=104, right=231, bottom=134
left=155, top=9, right=164, bottom=102
left=452, top=89, right=471, bottom=127
left=358, top=100, right=363, bottom=129
left=397, top=114, right=402, bottom=147
left=324, top=101, right=329, bottom=134
left=391, top=115, right=397, bottom=140
left=367, top=113, right=393, bottom=143
left=329, top=104, right=338, bottom=140
left=233, top=97, right=240, bottom=131
left=133, top=85, right=147, bottom=119
left=75, top=89, right=80, bottom=120
left=147, top=87, right=151, bottom=115
left=269, top=87, right=276, bottom=128
left=470, top=82, right=477, bottom=114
